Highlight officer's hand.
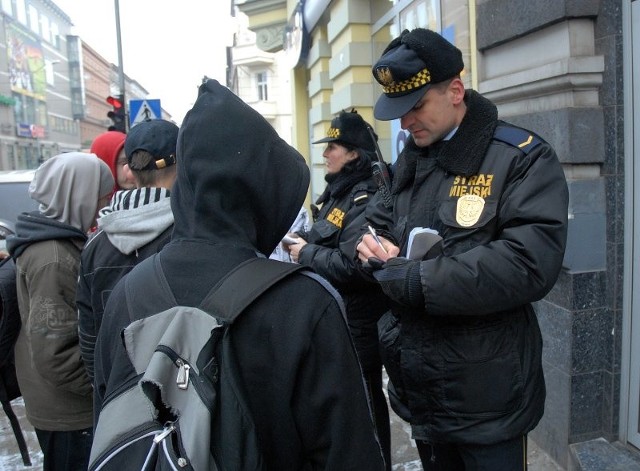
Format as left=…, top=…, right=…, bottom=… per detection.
left=288, top=239, right=307, bottom=263
left=357, top=234, right=399, bottom=263
left=373, top=257, right=424, bottom=308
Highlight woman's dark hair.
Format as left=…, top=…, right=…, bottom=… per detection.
left=338, top=142, right=375, bottom=174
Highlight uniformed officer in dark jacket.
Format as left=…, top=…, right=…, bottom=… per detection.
left=287, top=110, right=391, bottom=469
left=357, top=29, right=569, bottom=470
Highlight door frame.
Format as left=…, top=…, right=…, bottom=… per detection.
left=621, top=0, right=640, bottom=449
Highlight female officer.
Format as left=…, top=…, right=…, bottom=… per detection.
left=287, top=110, right=391, bottom=469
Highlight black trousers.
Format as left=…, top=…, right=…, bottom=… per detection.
left=364, top=366, right=391, bottom=471
left=416, top=435, right=528, bottom=471
left=34, top=427, right=93, bottom=471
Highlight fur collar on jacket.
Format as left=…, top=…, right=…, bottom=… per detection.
left=392, top=90, right=498, bottom=194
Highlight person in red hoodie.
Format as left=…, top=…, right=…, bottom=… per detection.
left=90, top=131, right=136, bottom=194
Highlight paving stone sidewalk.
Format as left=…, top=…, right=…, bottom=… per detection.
left=1, top=393, right=563, bottom=470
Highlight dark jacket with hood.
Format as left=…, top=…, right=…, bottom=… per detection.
left=297, top=160, right=389, bottom=371
left=94, top=80, right=385, bottom=470
left=0, top=256, right=20, bottom=404
left=367, top=90, right=568, bottom=445
left=77, top=188, right=173, bottom=382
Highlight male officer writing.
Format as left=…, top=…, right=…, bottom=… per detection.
left=357, top=28, right=569, bottom=470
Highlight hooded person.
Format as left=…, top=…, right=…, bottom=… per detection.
left=90, top=130, right=135, bottom=194
left=93, top=79, right=386, bottom=470
left=6, top=152, right=114, bottom=471
left=77, top=119, right=179, bottom=383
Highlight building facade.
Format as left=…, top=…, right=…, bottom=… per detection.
left=0, top=0, right=171, bottom=170
left=236, top=0, right=637, bottom=469
left=0, top=0, right=78, bottom=169
left=229, top=8, right=293, bottom=144
left=77, top=40, right=110, bottom=149
left=78, top=40, right=154, bottom=150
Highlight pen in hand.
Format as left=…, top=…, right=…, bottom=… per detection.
left=367, top=225, right=388, bottom=254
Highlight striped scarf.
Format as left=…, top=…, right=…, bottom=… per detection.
left=99, top=187, right=171, bottom=217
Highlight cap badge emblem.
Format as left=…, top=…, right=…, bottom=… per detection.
left=326, top=127, right=340, bottom=139
left=376, top=67, right=395, bottom=87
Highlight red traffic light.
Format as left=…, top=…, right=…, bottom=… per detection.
left=106, top=95, right=123, bottom=109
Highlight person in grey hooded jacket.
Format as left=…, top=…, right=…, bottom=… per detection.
left=77, top=119, right=178, bottom=383
left=7, top=152, right=113, bottom=471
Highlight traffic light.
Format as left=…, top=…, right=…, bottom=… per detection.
left=106, top=95, right=127, bottom=133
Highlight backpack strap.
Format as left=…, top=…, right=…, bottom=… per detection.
left=299, top=270, right=347, bottom=320
left=125, top=255, right=345, bottom=325
left=199, top=258, right=303, bottom=324
left=124, top=255, right=178, bottom=323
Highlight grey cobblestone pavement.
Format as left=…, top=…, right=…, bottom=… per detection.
left=1, top=391, right=563, bottom=470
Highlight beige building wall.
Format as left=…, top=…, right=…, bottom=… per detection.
left=80, top=42, right=111, bottom=149
left=232, top=10, right=293, bottom=144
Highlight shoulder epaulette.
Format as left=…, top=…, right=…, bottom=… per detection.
left=493, top=125, right=542, bottom=155
left=352, top=190, right=369, bottom=206
left=350, top=181, right=372, bottom=206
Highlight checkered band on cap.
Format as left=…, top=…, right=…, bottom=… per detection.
left=326, top=127, right=341, bottom=139
left=379, top=67, right=431, bottom=96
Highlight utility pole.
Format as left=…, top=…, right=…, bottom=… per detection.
left=114, top=0, right=126, bottom=131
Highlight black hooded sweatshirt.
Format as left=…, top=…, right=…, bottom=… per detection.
left=93, top=80, right=385, bottom=470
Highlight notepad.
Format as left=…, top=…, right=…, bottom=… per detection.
left=406, top=227, right=442, bottom=260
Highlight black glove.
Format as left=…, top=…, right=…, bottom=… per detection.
left=373, top=257, right=424, bottom=308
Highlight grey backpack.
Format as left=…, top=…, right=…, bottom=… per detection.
left=89, top=256, right=307, bottom=470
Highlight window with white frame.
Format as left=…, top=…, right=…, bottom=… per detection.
left=256, top=71, right=268, bottom=101
left=41, top=15, right=50, bottom=43
left=28, top=4, right=38, bottom=34
left=50, top=22, right=59, bottom=48
left=16, top=0, right=26, bottom=25
left=1, top=0, right=11, bottom=15
left=45, top=60, right=55, bottom=86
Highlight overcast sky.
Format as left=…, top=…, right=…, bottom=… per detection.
left=53, top=0, right=234, bottom=124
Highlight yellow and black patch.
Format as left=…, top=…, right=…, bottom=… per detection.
left=449, top=174, right=494, bottom=198
left=326, top=207, right=345, bottom=228
left=378, top=67, right=431, bottom=95
left=325, top=127, right=341, bottom=139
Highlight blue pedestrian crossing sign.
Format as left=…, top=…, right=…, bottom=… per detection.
left=129, top=99, right=162, bottom=126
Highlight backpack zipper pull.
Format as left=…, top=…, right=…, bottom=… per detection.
left=154, top=423, right=176, bottom=444
left=176, top=359, right=190, bottom=390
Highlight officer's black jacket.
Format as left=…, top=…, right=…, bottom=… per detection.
left=297, top=168, right=389, bottom=371
left=366, top=90, right=568, bottom=445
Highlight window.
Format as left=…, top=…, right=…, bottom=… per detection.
left=256, top=72, right=268, bottom=101
left=41, top=15, right=50, bottom=43
left=16, top=0, right=26, bottom=25
left=44, top=60, right=55, bottom=86
left=50, top=22, right=59, bottom=49
left=1, top=0, right=11, bottom=15
left=28, top=4, right=38, bottom=34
